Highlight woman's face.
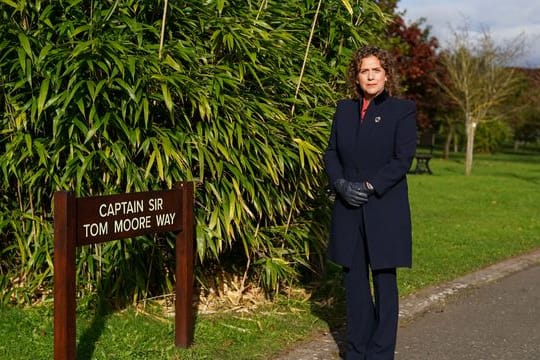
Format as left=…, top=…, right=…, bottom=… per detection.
left=356, top=55, right=387, bottom=100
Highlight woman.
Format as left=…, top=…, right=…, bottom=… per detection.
left=323, top=45, right=417, bottom=360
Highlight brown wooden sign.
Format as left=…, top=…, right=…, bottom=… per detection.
left=54, top=182, right=194, bottom=360
left=76, top=189, right=182, bottom=245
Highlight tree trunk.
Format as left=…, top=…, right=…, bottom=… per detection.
left=444, top=128, right=452, bottom=160
left=465, top=120, right=477, bottom=176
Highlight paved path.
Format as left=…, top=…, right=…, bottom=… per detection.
left=276, top=248, right=540, bottom=360
left=395, top=263, right=540, bottom=359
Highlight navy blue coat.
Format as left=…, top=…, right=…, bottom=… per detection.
left=323, top=91, right=417, bottom=269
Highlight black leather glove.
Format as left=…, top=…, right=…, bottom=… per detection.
left=334, top=179, right=368, bottom=207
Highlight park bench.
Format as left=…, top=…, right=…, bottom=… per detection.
left=410, top=130, right=434, bottom=174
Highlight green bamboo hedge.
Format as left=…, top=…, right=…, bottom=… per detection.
left=0, top=0, right=388, bottom=305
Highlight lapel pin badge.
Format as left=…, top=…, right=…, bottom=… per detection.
left=375, top=116, right=381, bottom=123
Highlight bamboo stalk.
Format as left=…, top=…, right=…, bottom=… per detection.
left=291, top=0, right=322, bottom=117
left=256, top=0, right=268, bottom=21
left=159, top=0, right=169, bottom=60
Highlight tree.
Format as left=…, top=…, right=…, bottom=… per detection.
left=511, top=68, right=540, bottom=148
left=374, top=1, right=448, bottom=131
left=440, top=109, right=464, bottom=158
left=436, top=27, right=524, bottom=175
left=387, top=18, right=442, bottom=129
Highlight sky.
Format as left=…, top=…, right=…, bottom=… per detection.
left=397, top=0, right=540, bottom=68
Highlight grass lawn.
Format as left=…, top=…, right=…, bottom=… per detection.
left=0, top=299, right=320, bottom=359
left=402, top=150, right=540, bottom=294
left=1, top=150, right=539, bottom=359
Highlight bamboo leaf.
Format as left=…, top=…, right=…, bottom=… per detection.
left=145, top=151, right=156, bottom=179
left=71, top=24, right=91, bottom=38
left=37, top=44, right=53, bottom=64
left=161, top=83, right=173, bottom=112
left=216, top=0, right=225, bottom=14
left=24, top=134, right=32, bottom=155
left=142, top=97, right=149, bottom=127
left=154, top=141, right=164, bottom=180
left=228, top=190, right=236, bottom=222
left=163, top=54, right=182, bottom=72
left=17, top=33, right=33, bottom=59
left=70, top=40, right=92, bottom=58
left=86, top=81, right=96, bottom=101
left=115, top=78, right=136, bottom=101
left=1, top=0, right=18, bottom=9
left=37, top=78, right=50, bottom=118
left=340, top=0, right=354, bottom=15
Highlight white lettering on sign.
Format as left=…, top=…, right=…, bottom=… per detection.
left=81, top=197, right=178, bottom=239
left=148, top=198, right=164, bottom=211
left=83, top=222, right=108, bottom=237
left=114, top=216, right=152, bottom=233
left=99, top=200, right=144, bottom=217
left=156, top=212, right=176, bottom=226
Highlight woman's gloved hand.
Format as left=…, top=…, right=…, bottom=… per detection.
left=334, top=179, right=368, bottom=207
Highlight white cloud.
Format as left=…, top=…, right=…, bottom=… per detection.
left=397, top=0, right=540, bottom=67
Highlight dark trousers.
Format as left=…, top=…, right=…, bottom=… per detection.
left=344, top=218, right=398, bottom=360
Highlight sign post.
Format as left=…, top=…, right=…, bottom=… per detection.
left=54, top=192, right=77, bottom=360
left=53, top=182, right=194, bottom=359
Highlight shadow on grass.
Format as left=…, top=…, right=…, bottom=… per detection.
left=74, top=231, right=200, bottom=359
left=296, top=189, right=348, bottom=358
left=76, top=300, right=112, bottom=360
left=302, top=260, right=348, bottom=359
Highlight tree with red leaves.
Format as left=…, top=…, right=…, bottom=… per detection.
left=375, top=1, right=452, bottom=131
left=388, top=17, right=443, bottom=129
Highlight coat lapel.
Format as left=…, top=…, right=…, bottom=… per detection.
left=357, top=91, right=389, bottom=142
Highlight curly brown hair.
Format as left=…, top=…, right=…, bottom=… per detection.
left=347, top=45, right=399, bottom=98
